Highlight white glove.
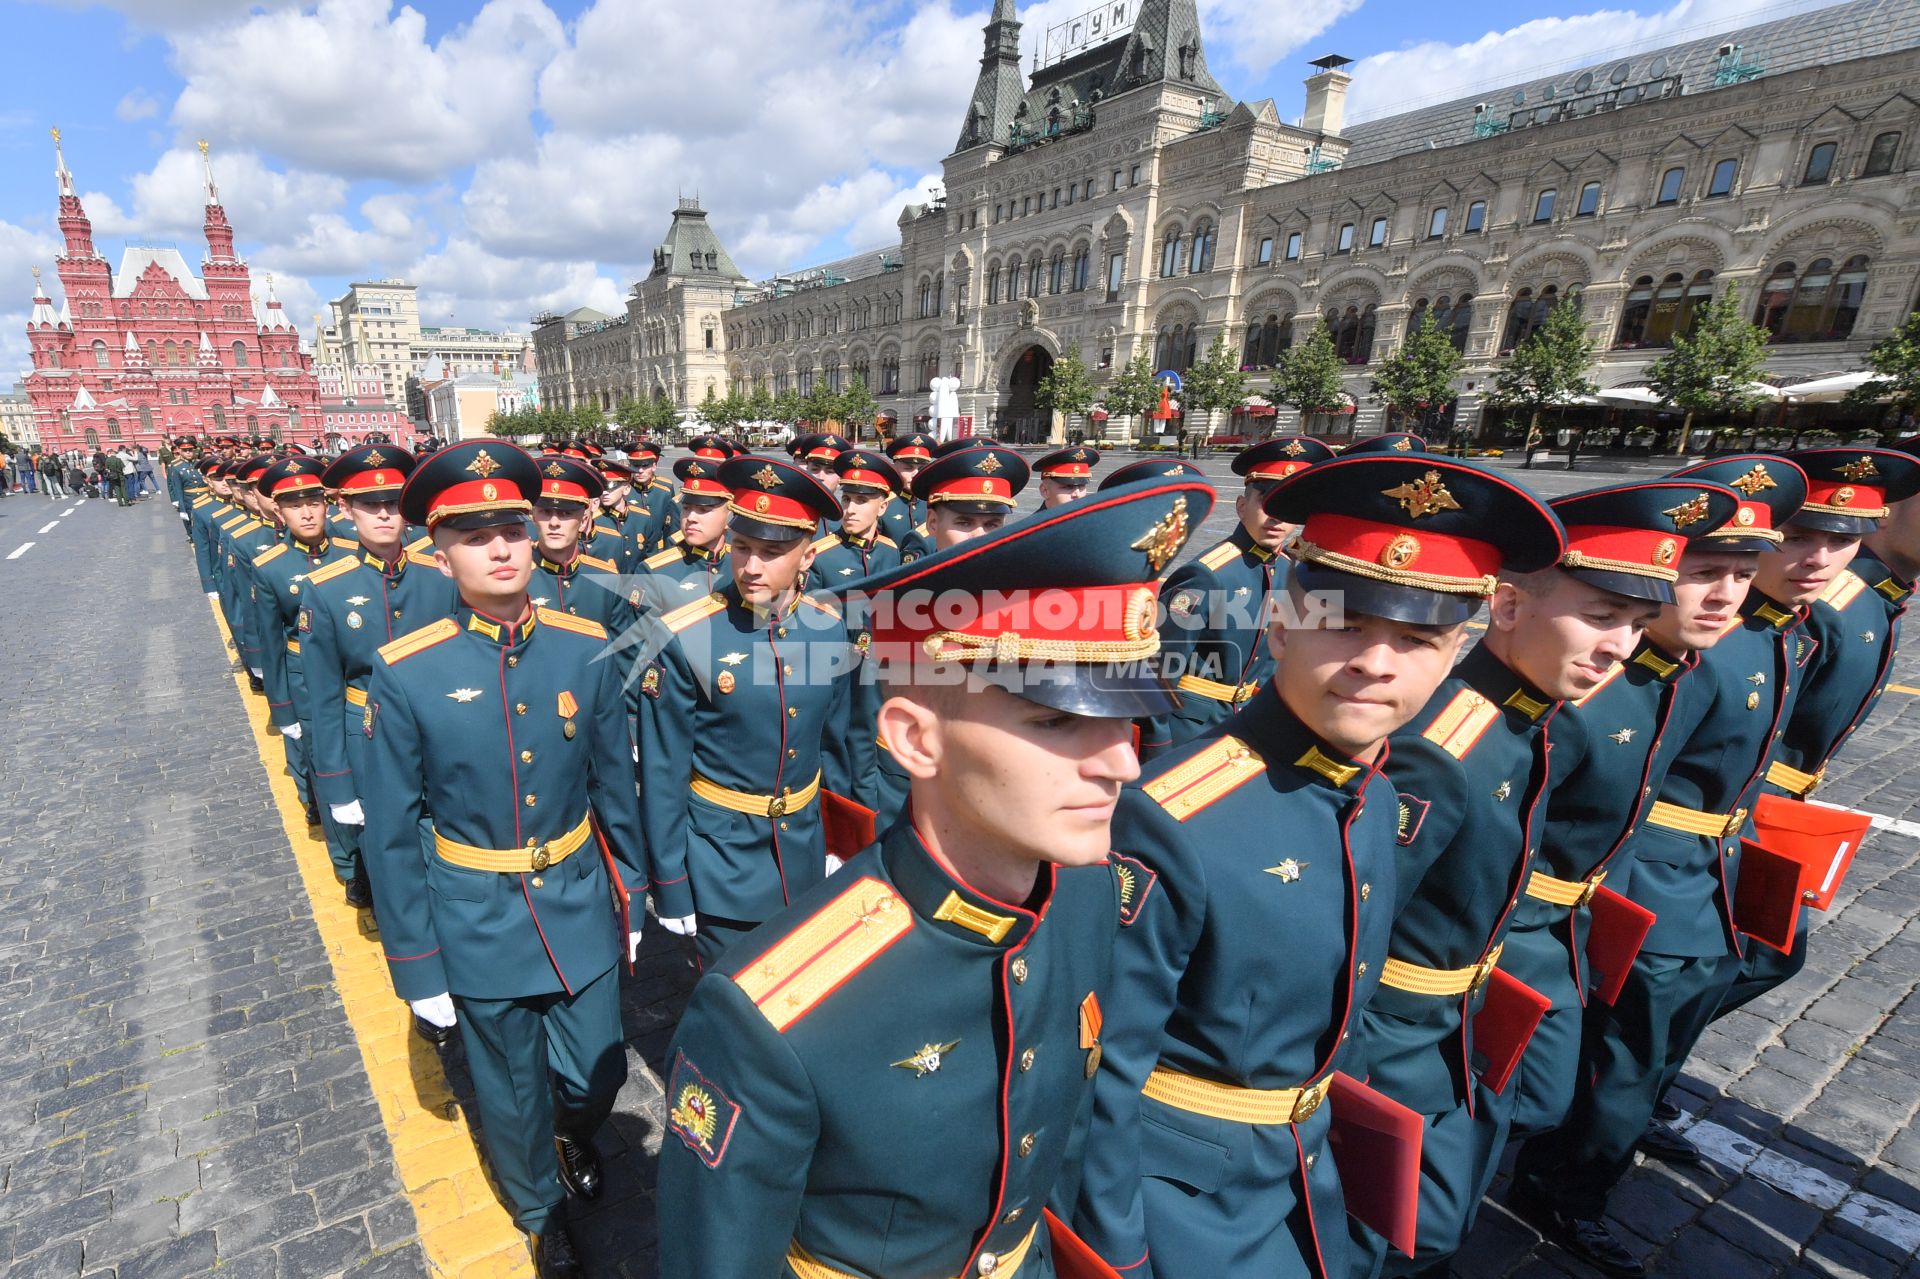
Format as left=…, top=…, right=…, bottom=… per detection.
left=180, top=511, right=190, bottom=521
left=628, top=930, right=645, bottom=963
left=410, top=993, right=457, bottom=1029
left=281, top=722, right=303, bottom=740
left=824, top=854, right=845, bottom=876
left=660, top=914, right=697, bottom=937
left=207, top=591, right=219, bottom=600
left=330, top=800, right=366, bottom=826
left=250, top=668, right=264, bottom=679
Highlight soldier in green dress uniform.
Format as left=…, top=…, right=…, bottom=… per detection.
left=632, top=457, right=734, bottom=612
left=880, top=432, right=934, bottom=545
left=1034, top=445, right=1101, bottom=508
left=361, top=440, right=649, bottom=1279
left=658, top=474, right=1214, bottom=1279
left=807, top=448, right=904, bottom=589
left=624, top=438, right=680, bottom=555
left=526, top=455, right=636, bottom=636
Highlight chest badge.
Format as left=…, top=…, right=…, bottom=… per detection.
left=719, top=651, right=748, bottom=666
left=892, top=1040, right=960, bottom=1078
left=346, top=611, right=363, bottom=629
left=1492, top=780, right=1513, bottom=802
left=1747, top=672, right=1766, bottom=685
left=1609, top=728, right=1635, bottom=744
left=448, top=688, right=481, bottom=703
left=1863, top=630, right=1875, bottom=643
left=346, top=595, right=370, bottom=606
left=558, top=690, right=579, bottom=738
left=716, top=671, right=737, bottom=695
left=838, top=566, right=856, bottom=576
left=1265, top=858, right=1307, bottom=883
left=531, top=596, right=551, bottom=608
left=1080, top=993, right=1104, bottom=1078
left=1746, top=691, right=1761, bottom=710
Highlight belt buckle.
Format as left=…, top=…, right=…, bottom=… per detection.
left=1575, top=877, right=1601, bottom=908
left=1291, top=1076, right=1329, bottom=1123
left=1725, top=807, right=1749, bottom=836
left=1470, top=954, right=1498, bottom=992
left=1807, top=766, right=1826, bottom=796
left=1232, top=684, right=1255, bottom=708
left=530, top=840, right=551, bottom=871
left=767, top=790, right=790, bottom=819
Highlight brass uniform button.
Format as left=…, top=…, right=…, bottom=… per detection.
left=786, top=706, right=798, bottom=718
left=530, top=876, right=544, bottom=888
left=1357, top=962, right=1368, bottom=976
left=515, top=702, right=527, bottom=715
left=1360, top=882, right=1371, bottom=901
left=520, top=750, right=533, bottom=763
left=506, top=654, right=516, bottom=666
left=1011, top=958, right=1028, bottom=984
left=1019, top=1047, right=1035, bottom=1072
left=787, top=748, right=797, bottom=759
left=783, top=664, right=793, bottom=676
left=525, top=794, right=537, bottom=807
left=1017, top=1133, right=1036, bottom=1157
left=777, top=627, right=788, bottom=638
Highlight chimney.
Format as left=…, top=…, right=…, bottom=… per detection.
left=1303, top=54, right=1354, bottom=135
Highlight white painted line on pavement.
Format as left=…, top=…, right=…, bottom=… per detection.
left=6, top=542, right=33, bottom=560
left=1808, top=799, right=1920, bottom=840
left=62, top=505, right=77, bottom=516
left=1677, top=1114, right=1920, bottom=1250
left=37, top=520, right=58, bottom=534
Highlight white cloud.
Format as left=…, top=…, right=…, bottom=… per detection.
left=406, top=238, right=630, bottom=333
left=168, top=0, right=565, bottom=182
left=84, top=147, right=347, bottom=247
left=1344, top=0, right=1839, bottom=123
left=116, top=89, right=160, bottom=122
left=1198, top=0, right=1366, bottom=78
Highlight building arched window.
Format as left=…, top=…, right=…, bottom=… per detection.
left=933, top=273, right=944, bottom=316
left=1503, top=284, right=1564, bottom=350
left=91, top=340, right=109, bottom=369
left=1007, top=257, right=1023, bottom=300
left=232, top=342, right=249, bottom=367
left=139, top=405, right=154, bottom=435
left=1243, top=318, right=1263, bottom=368
left=1189, top=222, right=1215, bottom=273
left=1071, top=248, right=1090, bottom=292
left=1028, top=258, right=1043, bottom=298
left=106, top=416, right=121, bottom=439
left=145, top=340, right=159, bottom=366
left=84, top=427, right=100, bottom=449
left=1160, top=230, right=1183, bottom=278
left=881, top=355, right=900, bottom=394
left=986, top=265, right=1001, bottom=304
left=1050, top=252, right=1066, bottom=295
left=1757, top=256, right=1869, bottom=343
left=164, top=340, right=178, bottom=366
left=1802, top=142, right=1837, bottom=185
left=918, top=350, right=940, bottom=391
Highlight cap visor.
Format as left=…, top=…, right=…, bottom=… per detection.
left=965, top=660, right=1182, bottom=719
left=1291, top=560, right=1486, bottom=627
left=1788, top=512, right=1875, bottom=537
left=436, top=509, right=531, bottom=532
left=1561, top=566, right=1676, bottom=605
left=1701, top=534, right=1780, bottom=555
left=932, top=499, right=1016, bottom=515
left=728, top=513, right=811, bottom=542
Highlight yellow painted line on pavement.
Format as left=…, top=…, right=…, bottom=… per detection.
left=1885, top=683, right=1920, bottom=697
left=211, top=602, right=533, bottom=1278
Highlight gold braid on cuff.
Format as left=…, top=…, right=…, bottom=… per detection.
left=1293, top=540, right=1498, bottom=596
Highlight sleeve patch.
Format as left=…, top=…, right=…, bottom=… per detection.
left=362, top=700, right=379, bottom=738
left=666, top=1050, right=742, bottom=1170
left=1110, top=853, right=1159, bottom=927
left=641, top=665, right=663, bottom=698
left=1396, top=792, right=1429, bottom=846
left=298, top=608, right=312, bottom=633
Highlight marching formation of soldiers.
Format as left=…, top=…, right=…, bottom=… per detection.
left=162, top=424, right=1920, bottom=1279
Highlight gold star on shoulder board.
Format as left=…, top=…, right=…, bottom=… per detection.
left=1264, top=858, right=1307, bottom=883
left=892, top=1040, right=961, bottom=1077
left=1492, top=780, right=1512, bottom=801
left=1610, top=728, right=1636, bottom=744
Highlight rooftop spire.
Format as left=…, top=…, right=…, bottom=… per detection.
left=198, top=138, right=219, bottom=203
left=52, top=127, right=75, bottom=197
left=52, top=127, right=97, bottom=258
left=954, top=0, right=1026, bottom=153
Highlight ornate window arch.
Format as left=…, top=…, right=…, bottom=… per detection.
left=1754, top=256, right=1869, bottom=343
left=1160, top=227, right=1184, bottom=278
left=1189, top=221, right=1216, bottom=273
left=1616, top=270, right=1715, bottom=348
left=1502, top=284, right=1580, bottom=350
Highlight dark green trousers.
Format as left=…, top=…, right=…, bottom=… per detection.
left=1511, top=948, right=1741, bottom=1219
left=453, top=964, right=626, bottom=1233
left=1714, top=919, right=1808, bottom=1021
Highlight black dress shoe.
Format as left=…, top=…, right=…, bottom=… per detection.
left=1509, top=1183, right=1646, bottom=1277
left=555, top=1131, right=604, bottom=1200
left=530, top=1217, right=585, bottom=1279
left=304, top=796, right=322, bottom=827
left=1652, top=1097, right=1681, bottom=1124
left=344, top=868, right=373, bottom=909
left=248, top=673, right=265, bottom=693
left=1637, top=1119, right=1705, bottom=1167
left=413, top=1015, right=456, bottom=1047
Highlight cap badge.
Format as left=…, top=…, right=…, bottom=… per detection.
left=1380, top=533, right=1421, bottom=569
left=371, top=470, right=387, bottom=485
left=544, top=462, right=566, bottom=478
left=1283, top=440, right=1307, bottom=457
left=1391, top=438, right=1414, bottom=452
left=752, top=464, right=781, bottom=490
left=1384, top=470, right=1464, bottom=519
left=1664, top=494, right=1712, bottom=529
left=1654, top=537, right=1679, bottom=566
left=466, top=449, right=502, bottom=478
left=481, top=482, right=499, bottom=501
left=1729, top=464, right=1776, bottom=495
left=1071, top=449, right=1087, bottom=461
left=1123, top=587, right=1159, bottom=641
left=688, top=461, right=705, bottom=475
left=1837, top=456, right=1880, bottom=481
left=1129, top=496, right=1192, bottom=572
left=365, top=450, right=386, bottom=465
left=975, top=453, right=1003, bottom=474
left=1833, top=486, right=1856, bottom=507
left=753, top=494, right=772, bottom=513
left=1734, top=507, right=1756, bottom=526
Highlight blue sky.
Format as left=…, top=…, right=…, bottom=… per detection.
left=1, top=0, right=1837, bottom=379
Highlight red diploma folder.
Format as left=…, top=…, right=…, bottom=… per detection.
left=1325, top=1072, right=1423, bottom=1258
left=1470, top=968, right=1549, bottom=1095
left=590, top=817, right=635, bottom=974
left=1585, top=886, right=1655, bottom=1007
left=1732, top=837, right=1806, bottom=954
left=1044, top=1209, right=1122, bottom=1279
left=820, top=790, right=878, bottom=864
left=1752, top=794, right=1873, bottom=911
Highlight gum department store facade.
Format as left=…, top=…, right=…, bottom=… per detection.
left=535, top=0, right=1920, bottom=445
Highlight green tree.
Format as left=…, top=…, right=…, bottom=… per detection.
left=700, top=386, right=744, bottom=432
left=839, top=376, right=878, bottom=441
left=613, top=395, right=650, bottom=434
left=1034, top=342, right=1098, bottom=434
left=1370, top=311, right=1462, bottom=433
left=641, top=392, right=680, bottom=436
left=1848, top=308, right=1920, bottom=421
left=1490, top=295, right=1597, bottom=468
left=803, top=379, right=845, bottom=431
left=1272, top=322, right=1349, bottom=434
left=772, top=388, right=805, bottom=431
left=1644, top=285, right=1772, bottom=451
left=745, top=382, right=776, bottom=430
left=1103, top=352, right=1158, bottom=443
left=1183, top=333, right=1249, bottom=441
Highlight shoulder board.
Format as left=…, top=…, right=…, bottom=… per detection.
left=406, top=535, right=434, bottom=554
left=252, top=543, right=288, bottom=568
left=874, top=534, right=898, bottom=549
left=809, top=533, right=840, bottom=555
left=537, top=607, right=608, bottom=640
left=407, top=551, right=438, bottom=568
left=799, top=595, right=841, bottom=621
left=592, top=523, right=621, bottom=538
left=1717, top=615, right=1745, bottom=640
left=1143, top=735, right=1267, bottom=821
left=332, top=535, right=360, bottom=551
left=731, top=876, right=913, bottom=1033
left=577, top=552, right=617, bottom=572
left=191, top=496, right=213, bottom=508
left=913, top=522, right=929, bottom=537
left=662, top=591, right=727, bottom=634
left=1420, top=688, right=1500, bottom=759
left=668, top=530, right=685, bottom=545
left=652, top=479, right=674, bottom=492
left=379, top=617, right=460, bottom=665
left=644, top=545, right=685, bottom=569
left=1819, top=569, right=1867, bottom=611
left=1572, top=661, right=1626, bottom=707
left=217, top=512, right=250, bottom=530
left=1198, top=541, right=1240, bottom=572
left=306, top=557, right=359, bottom=587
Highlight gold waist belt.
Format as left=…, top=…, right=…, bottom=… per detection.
left=1176, top=673, right=1260, bottom=706
left=1380, top=943, right=1504, bottom=996
left=344, top=686, right=369, bottom=708
left=1526, top=868, right=1607, bottom=908
left=690, top=770, right=821, bottom=819
left=1143, top=1065, right=1331, bottom=1125
left=1766, top=760, right=1823, bottom=797
left=787, top=1224, right=1037, bottom=1279
left=432, top=812, right=591, bottom=873
left=1646, top=800, right=1747, bottom=838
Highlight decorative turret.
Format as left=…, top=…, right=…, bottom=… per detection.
left=200, top=140, right=236, bottom=262
left=1117, top=0, right=1222, bottom=95
left=955, top=0, right=1027, bottom=152
left=124, top=331, right=147, bottom=368
left=260, top=273, right=290, bottom=330
left=52, top=127, right=97, bottom=259
left=29, top=268, right=59, bottom=328
left=198, top=330, right=220, bottom=368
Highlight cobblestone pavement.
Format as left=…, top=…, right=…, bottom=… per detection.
left=4, top=454, right=1918, bottom=1279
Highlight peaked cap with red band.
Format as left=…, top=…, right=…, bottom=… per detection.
left=799, top=432, right=853, bottom=463
left=1034, top=445, right=1102, bottom=480
left=233, top=454, right=272, bottom=486
left=532, top=455, right=606, bottom=506
left=1549, top=479, right=1743, bottom=604
left=673, top=455, right=731, bottom=500
left=400, top=440, right=539, bottom=530
left=687, top=434, right=743, bottom=462
left=1099, top=458, right=1210, bottom=492
left=835, top=447, right=902, bottom=494
left=1785, top=447, right=1920, bottom=537
left=322, top=444, right=418, bottom=497
left=1341, top=433, right=1428, bottom=457
left=1265, top=455, right=1566, bottom=625
left=885, top=432, right=937, bottom=463
left=1666, top=454, right=1808, bottom=554
left=835, top=476, right=1216, bottom=719
left=259, top=456, right=328, bottom=498
left=717, top=455, right=842, bottom=542
left=1232, top=435, right=1335, bottom=480
left=911, top=444, right=1030, bottom=512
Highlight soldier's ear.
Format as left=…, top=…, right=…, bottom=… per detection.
left=876, top=694, right=943, bottom=781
